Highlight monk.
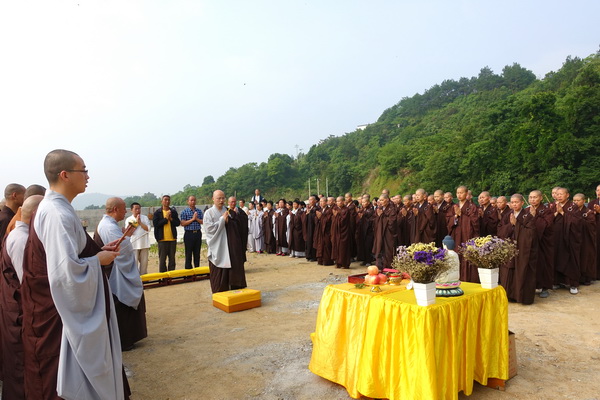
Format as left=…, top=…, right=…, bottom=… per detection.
left=478, top=191, right=498, bottom=236
left=372, top=194, right=397, bottom=271
left=552, top=188, right=575, bottom=291
left=275, top=199, right=289, bottom=256
left=447, top=186, right=480, bottom=282
left=0, top=183, right=25, bottom=244
left=527, top=190, right=555, bottom=298
left=496, top=196, right=513, bottom=239
left=412, top=188, right=436, bottom=244
left=262, top=201, right=276, bottom=254
left=303, top=195, right=319, bottom=262
left=433, top=190, right=450, bottom=247
left=587, top=184, right=600, bottom=279
left=504, top=194, right=538, bottom=304
left=571, top=194, right=596, bottom=287
left=204, top=191, right=248, bottom=293
left=399, top=195, right=414, bottom=246
left=0, top=195, right=43, bottom=399
left=5, top=184, right=46, bottom=235
left=288, top=199, right=305, bottom=258
left=96, top=197, right=147, bottom=351
left=356, top=195, right=375, bottom=267
left=345, top=193, right=358, bottom=260
left=332, top=196, right=352, bottom=269
left=21, top=149, right=126, bottom=400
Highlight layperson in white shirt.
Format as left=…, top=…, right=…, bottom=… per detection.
left=125, top=202, right=151, bottom=275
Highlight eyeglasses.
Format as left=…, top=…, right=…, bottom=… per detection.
left=64, top=169, right=89, bottom=174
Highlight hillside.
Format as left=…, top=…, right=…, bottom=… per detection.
left=137, top=52, right=600, bottom=206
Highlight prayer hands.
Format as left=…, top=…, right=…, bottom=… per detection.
left=510, top=213, right=516, bottom=226
left=594, top=204, right=600, bottom=213
left=412, top=207, right=418, bottom=216
left=454, top=204, right=461, bottom=217
left=401, top=208, right=407, bottom=217
left=529, top=206, right=536, bottom=217
left=478, top=208, right=484, bottom=218
left=316, top=211, right=322, bottom=219
left=556, top=203, right=564, bottom=215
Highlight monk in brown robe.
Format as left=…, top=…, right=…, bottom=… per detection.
left=0, top=184, right=26, bottom=247
left=571, top=194, right=596, bottom=287
left=412, top=188, right=436, bottom=244
left=275, top=199, right=289, bottom=255
left=0, top=195, right=44, bottom=400
left=400, top=195, right=414, bottom=246
left=356, top=195, right=376, bottom=266
left=288, top=199, right=305, bottom=257
left=528, top=190, right=554, bottom=298
left=478, top=191, right=498, bottom=236
left=332, top=197, right=352, bottom=269
left=587, top=184, right=600, bottom=280
left=447, top=186, right=480, bottom=282
left=302, top=195, right=319, bottom=261
left=372, top=194, right=397, bottom=271
left=345, top=193, right=358, bottom=260
left=262, top=201, right=276, bottom=254
left=496, top=196, right=513, bottom=239
left=315, top=197, right=334, bottom=266
left=552, top=188, right=576, bottom=291
left=503, top=194, right=538, bottom=305
left=433, top=190, right=451, bottom=247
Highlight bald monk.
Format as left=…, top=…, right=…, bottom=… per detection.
left=399, top=195, right=414, bottom=246
left=433, top=190, right=450, bottom=247
left=528, top=190, right=554, bottom=298
left=96, top=197, right=147, bottom=351
left=587, top=184, right=600, bottom=279
left=21, top=149, right=127, bottom=399
left=496, top=196, right=513, bottom=239
left=571, top=194, right=596, bottom=287
left=478, top=191, right=498, bottom=237
left=315, top=197, right=334, bottom=266
left=5, top=184, right=46, bottom=235
left=274, top=199, right=290, bottom=256
left=204, top=191, right=248, bottom=293
left=356, top=195, right=376, bottom=266
left=447, top=186, right=480, bottom=282
left=504, top=194, right=538, bottom=304
left=372, top=194, right=397, bottom=271
left=552, top=188, right=575, bottom=292
left=0, top=195, right=43, bottom=399
left=0, top=183, right=26, bottom=244
left=332, top=196, right=352, bottom=269
left=412, top=188, right=436, bottom=244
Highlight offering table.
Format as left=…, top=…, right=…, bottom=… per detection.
left=309, top=282, right=509, bottom=400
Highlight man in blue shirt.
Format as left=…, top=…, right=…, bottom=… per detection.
left=180, top=195, right=204, bottom=269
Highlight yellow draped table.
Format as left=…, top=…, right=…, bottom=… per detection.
left=309, top=282, right=509, bottom=400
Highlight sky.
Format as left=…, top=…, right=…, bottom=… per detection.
left=1, top=0, right=599, bottom=198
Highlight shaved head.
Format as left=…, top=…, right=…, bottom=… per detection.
left=44, top=149, right=79, bottom=184
left=21, top=195, right=44, bottom=224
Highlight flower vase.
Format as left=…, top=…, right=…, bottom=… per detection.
left=413, top=282, right=436, bottom=306
left=478, top=268, right=499, bottom=289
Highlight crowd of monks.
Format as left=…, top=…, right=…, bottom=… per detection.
left=247, top=185, right=600, bottom=305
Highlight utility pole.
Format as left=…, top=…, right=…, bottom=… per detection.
left=326, top=178, right=329, bottom=197
left=308, top=178, right=311, bottom=199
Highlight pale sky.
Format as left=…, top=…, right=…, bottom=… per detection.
left=1, top=1, right=598, bottom=197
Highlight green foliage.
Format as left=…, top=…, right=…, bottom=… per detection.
left=134, top=52, right=600, bottom=202
left=123, top=192, right=161, bottom=207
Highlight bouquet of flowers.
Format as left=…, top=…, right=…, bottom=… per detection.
left=392, top=242, right=451, bottom=284
left=459, top=235, right=518, bottom=269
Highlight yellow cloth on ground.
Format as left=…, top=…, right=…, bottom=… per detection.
left=308, top=283, right=407, bottom=398
left=191, top=266, right=210, bottom=275
left=140, top=272, right=169, bottom=282
left=309, top=282, right=508, bottom=400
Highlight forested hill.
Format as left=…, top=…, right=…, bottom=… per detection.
left=129, top=52, right=600, bottom=207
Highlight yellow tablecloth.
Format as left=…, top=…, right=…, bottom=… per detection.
left=309, top=282, right=508, bottom=400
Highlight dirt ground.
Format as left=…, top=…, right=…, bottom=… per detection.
left=124, top=246, right=600, bottom=400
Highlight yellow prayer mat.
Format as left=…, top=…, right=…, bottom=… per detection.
left=213, top=289, right=262, bottom=313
